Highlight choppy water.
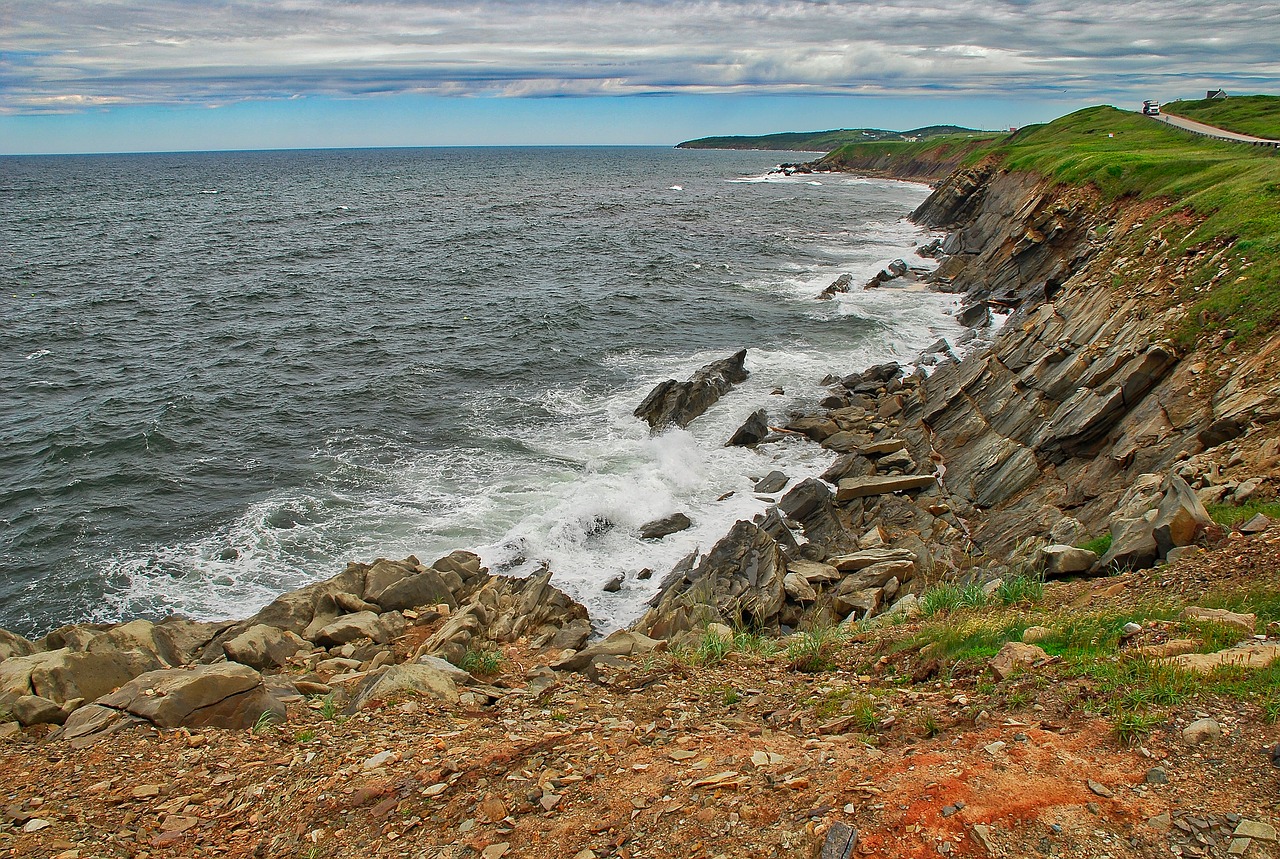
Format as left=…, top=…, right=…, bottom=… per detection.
left=0, top=146, right=960, bottom=637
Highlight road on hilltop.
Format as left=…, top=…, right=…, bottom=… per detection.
left=1149, top=112, right=1280, bottom=147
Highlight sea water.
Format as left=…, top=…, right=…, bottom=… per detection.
left=0, top=146, right=962, bottom=637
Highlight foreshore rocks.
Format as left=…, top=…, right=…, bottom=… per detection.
left=634, top=349, right=749, bottom=429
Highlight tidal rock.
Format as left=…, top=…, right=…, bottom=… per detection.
left=1038, top=545, right=1098, bottom=577
left=603, top=574, right=624, bottom=593
left=222, top=624, right=309, bottom=671
left=727, top=409, right=770, bottom=447
left=639, top=512, right=693, bottom=540
left=633, top=349, right=749, bottom=429
left=754, top=470, right=789, bottom=494
left=818, top=274, right=854, bottom=299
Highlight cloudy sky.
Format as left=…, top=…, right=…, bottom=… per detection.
left=4, top=0, right=1278, bottom=153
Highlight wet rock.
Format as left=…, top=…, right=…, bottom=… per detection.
left=222, top=624, right=309, bottom=671
left=639, top=512, right=693, bottom=540
left=727, top=409, right=770, bottom=447
left=754, top=470, right=789, bottom=494
left=602, top=575, right=624, bottom=593
left=634, top=349, right=749, bottom=429
left=818, top=273, right=854, bottom=299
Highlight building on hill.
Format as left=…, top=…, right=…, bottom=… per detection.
left=1206, top=89, right=1228, bottom=99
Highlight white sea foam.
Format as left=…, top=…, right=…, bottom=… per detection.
left=25, top=349, right=51, bottom=360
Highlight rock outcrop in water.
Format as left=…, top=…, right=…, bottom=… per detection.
left=633, top=349, right=749, bottom=429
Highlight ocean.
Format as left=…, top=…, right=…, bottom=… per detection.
left=0, top=146, right=961, bottom=638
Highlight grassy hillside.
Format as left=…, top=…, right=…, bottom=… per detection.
left=1160, top=95, right=1280, bottom=140
left=675, top=125, right=980, bottom=151
left=826, top=105, right=1280, bottom=346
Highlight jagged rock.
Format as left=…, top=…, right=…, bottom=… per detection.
left=785, top=414, right=841, bottom=442
left=820, top=453, right=875, bottom=484
left=756, top=506, right=800, bottom=555
left=827, top=547, right=917, bottom=572
left=222, top=624, right=309, bottom=671
left=957, top=301, right=991, bottom=328
left=362, top=558, right=418, bottom=603
left=783, top=572, right=818, bottom=603
left=349, top=658, right=474, bottom=711
left=835, top=474, right=935, bottom=502
left=372, top=570, right=458, bottom=612
left=58, top=663, right=285, bottom=743
left=1038, top=545, right=1098, bottom=577
left=841, top=361, right=902, bottom=392
left=859, top=525, right=888, bottom=549
left=1240, top=513, right=1272, bottom=534
left=989, top=642, right=1048, bottom=680
left=12, top=695, right=68, bottom=727
left=754, top=470, right=789, bottom=494
left=312, top=611, right=405, bottom=647
left=602, top=575, right=624, bottom=593
left=552, top=630, right=666, bottom=674
left=1098, top=510, right=1159, bottom=571
left=778, top=478, right=854, bottom=554
left=727, top=409, right=770, bottom=447
left=0, top=647, right=164, bottom=707
left=0, top=629, right=36, bottom=661
left=639, top=512, right=693, bottom=540
left=1151, top=475, right=1213, bottom=557
left=787, top=559, right=840, bottom=584
left=638, top=520, right=786, bottom=634
left=633, top=350, right=749, bottom=429
left=818, top=273, right=854, bottom=299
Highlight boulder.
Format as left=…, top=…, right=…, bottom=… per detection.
left=639, top=512, right=693, bottom=540
left=726, top=409, right=770, bottom=447
left=311, top=611, right=405, bottom=647
left=1151, top=475, right=1213, bottom=557
left=372, top=570, right=458, bottom=612
left=783, top=572, right=818, bottom=603
left=633, top=350, right=749, bottom=429
left=1038, top=545, right=1098, bottom=577
left=349, top=658, right=473, bottom=711
left=820, top=453, right=875, bottom=485
left=0, top=629, right=36, bottom=661
left=57, top=663, right=285, bottom=742
left=1097, top=511, right=1159, bottom=571
left=754, top=470, right=789, bottom=494
left=785, top=414, right=840, bottom=441
left=0, top=647, right=163, bottom=707
left=222, top=624, right=309, bottom=671
left=787, top=559, right=840, bottom=584
left=552, top=630, right=666, bottom=674
left=835, top=474, right=936, bottom=502
left=1181, top=718, right=1221, bottom=745
left=12, top=695, right=68, bottom=727
left=778, top=478, right=857, bottom=555
left=988, top=642, right=1048, bottom=680
left=827, top=547, right=917, bottom=572
left=362, top=558, right=418, bottom=603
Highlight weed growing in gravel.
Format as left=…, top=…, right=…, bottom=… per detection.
left=1114, top=711, right=1163, bottom=747
left=294, top=728, right=316, bottom=744
left=721, top=687, right=741, bottom=705
left=848, top=694, right=880, bottom=733
left=317, top=694, right=341, bottom=722
left=692, top=629, right=733, bottom=666
left=733, top=629, right=780, bottom=657
left=787, top=626, right=843, bottom=673
left=993, top=573, right=1045, bottom=607
left=461, top=648, right=505, bottom=676
left=919, top=711, right=941, bottom=738
left=253, top=709, right=282, bottom=735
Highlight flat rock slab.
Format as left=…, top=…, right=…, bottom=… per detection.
left=827, top=548, right=917, bottom=572
left=836, top=474, right=935, bottom=502
left=1166, top=643, right=1280, bottom=673
left=1182, top=606, right=1256, bottom=634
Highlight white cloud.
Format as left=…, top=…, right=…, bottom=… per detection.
left=4, top=0, right=1279, bottom=113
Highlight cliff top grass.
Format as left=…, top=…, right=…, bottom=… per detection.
left=1160, top=94, right=1280, bottom=140
left=830, top=104, right=1280, bottom=346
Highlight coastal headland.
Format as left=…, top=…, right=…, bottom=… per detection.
left=3, top=104, right=1280, bottom=858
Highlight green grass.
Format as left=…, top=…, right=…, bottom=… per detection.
left=294, top=728, right=317, bottom=743
left=787, top=626, right=844, bottom=673
left=1077, top=533, right=1113, bottom=556
left=460, top=648, right=505, bottom=676
left=993, top=573, right=1045, bottom=608
left=828, top=102, right=1280, bottom=349
left=1161, top=95, right=1280, bottom=140
left=1206, top=500, right=1280, bottom=527
left=677, top=124, right=990, bottom=152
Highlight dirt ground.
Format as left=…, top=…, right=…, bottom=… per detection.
left=3, top=528, right=1279, bottom=859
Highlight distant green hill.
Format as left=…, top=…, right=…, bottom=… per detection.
left=1160, top=94, right=1280, bottom=140
left=675, top=125, right=983, bottom=151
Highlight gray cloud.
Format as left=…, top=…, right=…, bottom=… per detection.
left=4, top=0, right=1279, bottom=113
